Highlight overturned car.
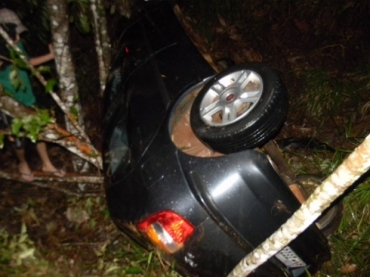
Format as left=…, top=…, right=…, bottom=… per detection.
left=102, top=1, right=336, bottom=276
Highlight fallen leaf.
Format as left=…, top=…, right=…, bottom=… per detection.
left=66, top=207, right=90, bottom=224
left=218, top=14, right=227, bottom=27
left=340, top=264, right=358, bottom=274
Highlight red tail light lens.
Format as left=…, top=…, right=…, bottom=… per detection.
left=137, top=210, right=195, bottom=253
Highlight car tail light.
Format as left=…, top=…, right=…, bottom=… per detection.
left=137, top=210, right=195, bottom=253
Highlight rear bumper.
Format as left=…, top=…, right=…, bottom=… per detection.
left=177, top=149, right=330, bottom=276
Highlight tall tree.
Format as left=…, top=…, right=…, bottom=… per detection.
left=48, top=0, right=98, bottom=179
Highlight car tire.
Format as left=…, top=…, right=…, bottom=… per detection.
left=190, top=63, right=289, bottom=153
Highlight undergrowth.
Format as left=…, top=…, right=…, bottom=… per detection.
left=286, top=145, right=370, bottom=276
left=0, top=224, right=63, bottom=277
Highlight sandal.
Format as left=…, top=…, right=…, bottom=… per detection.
left=42, top=169, right=66, bottom=178
left=20, top=172, right=35, bottom=182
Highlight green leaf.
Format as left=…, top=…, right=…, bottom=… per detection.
left=9, top=110, right=54, bottom=142
left=26, top=124, right=40, bottom=143
left=35, top=65, right=51, bottom=74
left=79, top=14, right=91, bottom=33
left=125, top=267, right=143, bottom=274
left=45, top=79, right=57, bottom=93
left=18, top=248, right=35, bottom=260
left=0, top=133, right=4, bottom=149
left=9, top=50, right=28, bottom=70
left=9, top=68, right=21, bottom=91
left=11, top=119, right=23, bottom=136
left=13, top=58, right=28, bottom=70
left=37, top=109, right=54, bottom=124
left=70, top=106, right=79, bottom=118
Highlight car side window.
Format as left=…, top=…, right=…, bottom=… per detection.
left=105, top=113, right=130, bottom=176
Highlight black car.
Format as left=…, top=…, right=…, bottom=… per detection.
left=102, top=1, right=332, bottom=276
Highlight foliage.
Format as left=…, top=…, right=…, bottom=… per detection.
left=295, top=67, right=369, bottom=125
left=68, top=0, right=92, bottom=34
left=320, top=180, right=370, bottom=277
left=8, top=47, right=57, bottom=91
left=11, top=109, right=54, bottom=142
left=285, top=143, right=370, bottom=276
left=63, top=196, right=182, bottom=277
left=0, top=224, right=63, bottom=277
left=0, top=36, right=56, bottom=142
left=0, top=133, right=4, bottom=148
left=1, top=191, right=182, bottom=277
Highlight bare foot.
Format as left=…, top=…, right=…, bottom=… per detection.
left=42, top=166, right=66, bottom=178
left=18, top=162, right=34, bottom=182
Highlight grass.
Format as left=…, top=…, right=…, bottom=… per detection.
left=321, top=182, right=370, bottom=276
left=0, top=191, right=182, bottom=277
left=0, top=224, right=64, bottom=277
left=293, top=67, right=370, bottom=130
left=285, top=145, right=370, bottom=276
left=0, top=227, right=180, bottom=277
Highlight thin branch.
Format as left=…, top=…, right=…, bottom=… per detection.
left=0, top=54, right=12, bottom=63
left=0, top=170, right=104, bottom=196
left=0, top=169, right=104, bottom=184
left=0, top=93, right=102, bottom=169
left=0, top=25, right=93, bottom=145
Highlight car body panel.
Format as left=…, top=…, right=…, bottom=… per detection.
left=103, top=1, right=331, bottom=276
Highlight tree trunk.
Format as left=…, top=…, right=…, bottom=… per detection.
left=47, top=0, right=92, bottom=175
left=90, top=0, right=111, bottom=96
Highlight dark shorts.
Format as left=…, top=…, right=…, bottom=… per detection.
left=0, top=111, right=27, bottom=149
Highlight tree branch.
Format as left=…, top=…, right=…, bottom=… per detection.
left=0, top=169, right=104, bottom=184
left=0, top=170, right=103, bottom=196
left=0, top=92, right=102, bottom=169
left=0, top=25, right=93, bottom=145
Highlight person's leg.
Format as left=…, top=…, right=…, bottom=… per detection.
left=36, top=142, right=65, bottom=177
left=14, top=147, right=34, bottom=182
left=4, top=113, right=34, bottom=181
